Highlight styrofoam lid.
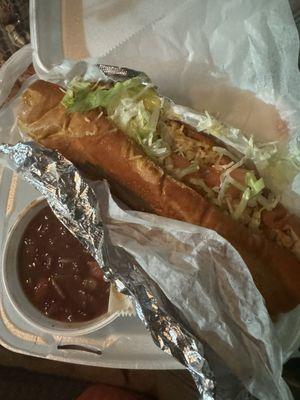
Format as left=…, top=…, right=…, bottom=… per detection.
left=30, top=0, right=180, bottom=73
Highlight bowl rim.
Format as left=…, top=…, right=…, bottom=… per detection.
left=1, top=197, right=119, bottom=337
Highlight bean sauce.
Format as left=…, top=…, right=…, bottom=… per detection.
left=18, top=206, right=109, bottom=323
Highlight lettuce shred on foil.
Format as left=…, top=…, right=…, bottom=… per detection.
left=61, top=77, right=297, bottom=229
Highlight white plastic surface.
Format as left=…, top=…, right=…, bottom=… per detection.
left=2, top=197, right=125, bottom=337
left=4, top=0, right=300, bottom=396
left=0, top=161, right=182, bottom=369
left=0, top=36, right=182, bottom=370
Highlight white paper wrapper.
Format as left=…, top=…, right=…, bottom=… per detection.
left=99, top=183, right=296, bottom=400
left=65, top=0, right=300, bottom=110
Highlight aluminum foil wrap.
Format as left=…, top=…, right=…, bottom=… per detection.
left=0, top=141, right=215, bottom=400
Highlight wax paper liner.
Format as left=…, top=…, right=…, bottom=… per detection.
left=0, top=43, right=299, bottom=398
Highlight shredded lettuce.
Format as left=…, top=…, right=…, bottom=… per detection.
left=167, top=105, right=300, bottom=216
left=257, top=193, right=279, bottom=210
left=212, top=146, right=239, bottom=162
left=61, top=77, right=283, bottom=229
left=232, top=173, right=265, bottom=220
left=217, top=156, right=247, bottom=204
left=233, top=188, right=251, bottom=219
left=189, top=177, right=215, bottom=198
left=245, top=171, right=265, bottom=197
left=61, top=76, right=169, bottom=159
left=214, top=156, right=270, bottom=225
left=249, top=207, right=265, bottom=229
left=174, top=163, right=199, bottom=179
left=61, top=78, right=95, bottom=112
left=261, top=151, right=300, bottom=195
left=226, top=175, right=246, bottom=192
left=168, top=106, right=281, bottom=172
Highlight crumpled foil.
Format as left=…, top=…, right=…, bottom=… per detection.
left=0, top=141, right=216, bottom=400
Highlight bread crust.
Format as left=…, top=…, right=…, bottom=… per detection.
left=19, top=80, right=300, bottom=316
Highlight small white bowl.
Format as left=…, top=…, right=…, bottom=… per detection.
left=2, top=198, right=120, bottom=337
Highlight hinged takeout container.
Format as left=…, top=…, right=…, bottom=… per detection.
left=0, top=0, right=183, bottom=370
left=1, top=0, right=300, bottom=398
left=0, top=159, right=182, bottom=369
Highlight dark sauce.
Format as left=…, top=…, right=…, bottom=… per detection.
left=18, top=206, right=109, bottom=323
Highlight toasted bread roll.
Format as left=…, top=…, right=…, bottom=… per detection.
left=18, top=80, right=300, bottom=317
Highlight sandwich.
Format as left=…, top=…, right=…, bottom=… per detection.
left=18, top=77, right=300, bottom=317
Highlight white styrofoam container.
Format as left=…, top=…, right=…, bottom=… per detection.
left=0, top=160, right=182, bottom=369
left=2, top=197, right=125, bottom=337
left=0, top=0, right=183, bottom=369
left=7, top=0, right=299, bottom=371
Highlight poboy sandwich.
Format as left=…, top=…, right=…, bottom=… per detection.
left=18, top=77, right=300, bottom=317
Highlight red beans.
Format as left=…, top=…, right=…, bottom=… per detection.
left=18, top=206, right=110, bottom=323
